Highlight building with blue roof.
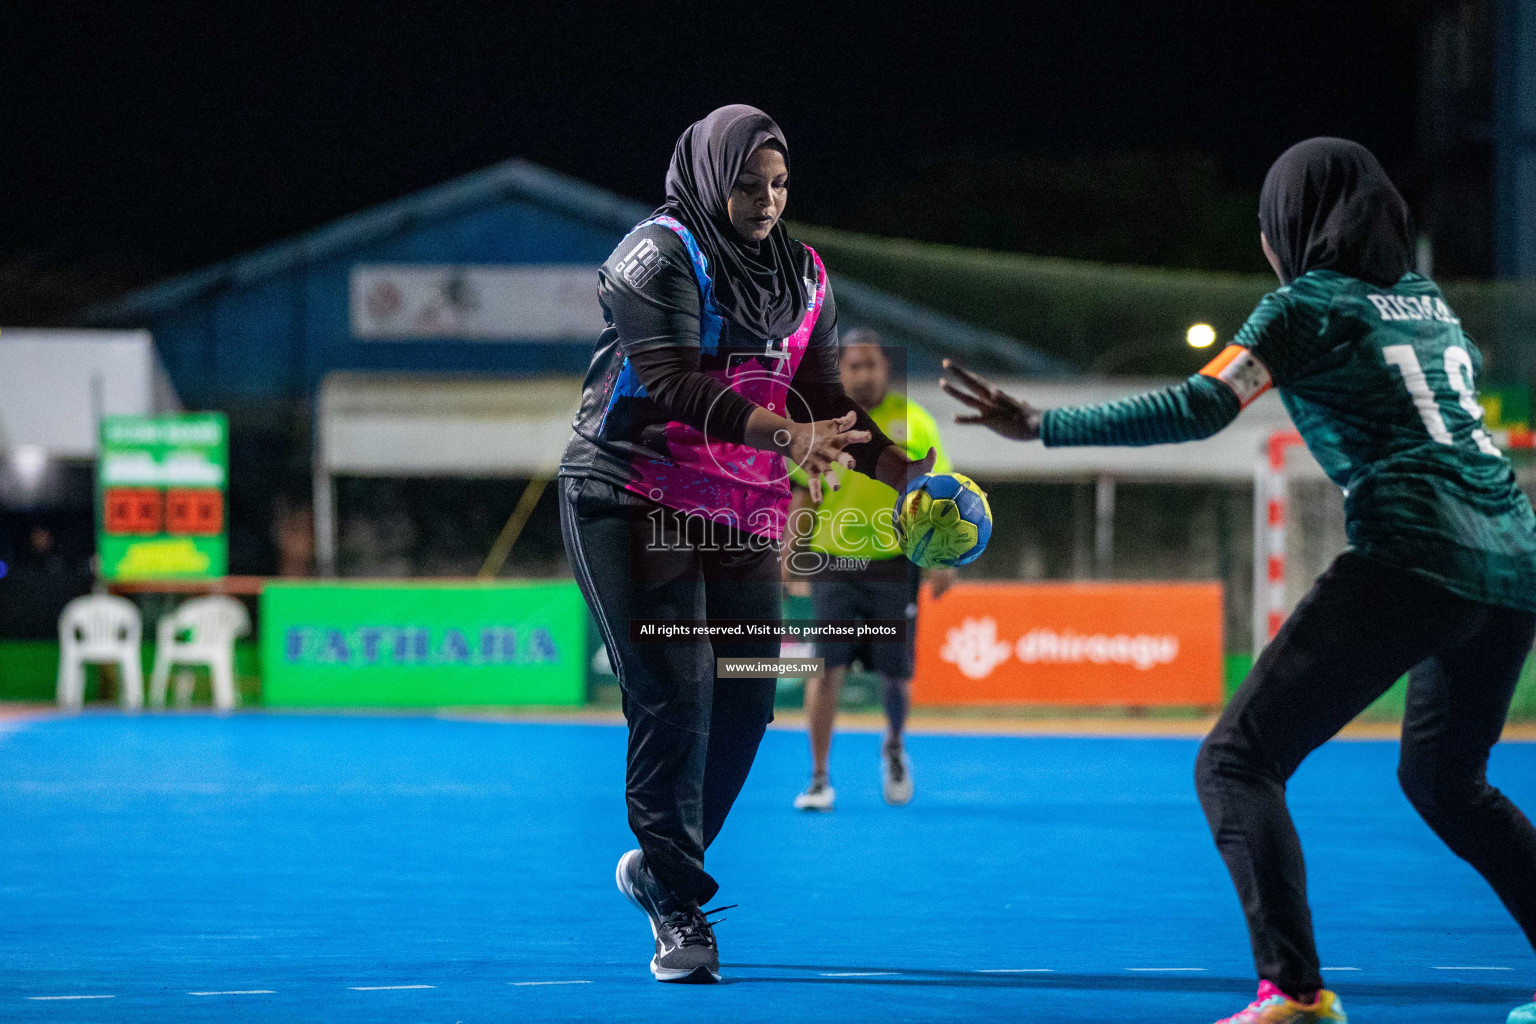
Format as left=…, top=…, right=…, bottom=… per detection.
left=82, top=159, right=1066, bottom=415
left=82, top=161, right=654, bottom=408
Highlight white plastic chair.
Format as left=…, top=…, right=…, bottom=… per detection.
left=150, top=596, right=251, bottom=711
left=57, top=594, right=144, bottom=710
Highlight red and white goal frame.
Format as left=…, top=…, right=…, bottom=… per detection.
left=1251, top=429, right=1304, bottom=658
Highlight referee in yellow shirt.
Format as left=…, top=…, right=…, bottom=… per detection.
left=785, top=330, right=955, bottom=810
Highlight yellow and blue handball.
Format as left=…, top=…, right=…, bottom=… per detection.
left=893, top=472, right=992, bottom=568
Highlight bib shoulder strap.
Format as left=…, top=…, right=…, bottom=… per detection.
left=642, top=216, right=711, bottom=294
left=639, top=216, right=724, bottom=353
left=800, top=243, right=828, bottom=324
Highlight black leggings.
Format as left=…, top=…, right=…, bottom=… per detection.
left=559, top=475, right=779, bottom=908
left=1196, top=551, right=1536, bottom=996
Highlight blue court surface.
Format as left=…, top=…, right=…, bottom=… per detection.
left=1, top=713, right=1533, bottom=1023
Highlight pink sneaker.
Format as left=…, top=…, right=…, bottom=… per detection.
left=1215, top=980, right=1347, bottom=1023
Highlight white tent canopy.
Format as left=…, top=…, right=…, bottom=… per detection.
left=0, top=329, right=179, bottom=460
left=313, top=371, right=1325, bottom=575
left=910, top=377, right=1317, bottom=482
left=318, top=372, right=579, bottom=478
left=316, top=371, right=1317, bottom=482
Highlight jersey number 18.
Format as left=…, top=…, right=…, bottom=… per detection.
left=1382, top=344, right=1500, bottom=456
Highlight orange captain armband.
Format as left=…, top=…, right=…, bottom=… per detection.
left=1199, top=345, right=1272, bottom=408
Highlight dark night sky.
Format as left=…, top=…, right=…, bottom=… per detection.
left=2, top=1, right=1418, bottom=277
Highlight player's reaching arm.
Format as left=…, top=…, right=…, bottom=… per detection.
left=939, top=342, right=1271, bottom=447
left=940, top=277, right=1304, bottom=448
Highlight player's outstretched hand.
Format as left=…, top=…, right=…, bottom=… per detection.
left=782, top=411, right=871, bottom=503
left=940, top=358, right=1043, bottom=442
left=874, top=444, right=936, bottom=495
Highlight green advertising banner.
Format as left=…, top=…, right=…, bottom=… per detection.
left=98, top=413, right=229, bottom=580
left=260, top=581, right=587, bottom=706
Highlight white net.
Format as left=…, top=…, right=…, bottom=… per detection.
left=1271, top=443, right=1536, bottom=645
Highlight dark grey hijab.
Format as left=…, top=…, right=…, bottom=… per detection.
left=1258, top=137, right=1414, bottom=288
left=654, top=104, right=807, bottom=339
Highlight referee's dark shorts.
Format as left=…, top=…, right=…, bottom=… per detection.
left=809, top=556, right=921, bottom=677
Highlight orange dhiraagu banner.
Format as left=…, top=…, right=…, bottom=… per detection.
left=913, top=582, right=1224, bottom=706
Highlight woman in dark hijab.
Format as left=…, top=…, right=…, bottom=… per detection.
left=1257, top=136, right=1414, bottom=288
left=656, top=104, right=812, bottom=339
left=941, top=138, right=1536, bottom=1023
left=560, top=104, right=933, bottom=984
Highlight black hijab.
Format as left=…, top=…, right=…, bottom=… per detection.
left=654, top=105, right=807, bottom=340
left=1258, top=137, right=1414, bottom=288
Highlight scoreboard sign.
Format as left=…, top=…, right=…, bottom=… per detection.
left=97, top=414, right=228, bottom=580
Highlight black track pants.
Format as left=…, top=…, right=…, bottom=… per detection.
left=559, top=475, right=779, bottom=907
left=1195, top=551, right=1536, bottom=997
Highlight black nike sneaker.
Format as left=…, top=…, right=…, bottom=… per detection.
left=615, top=849, right=725, bottom=983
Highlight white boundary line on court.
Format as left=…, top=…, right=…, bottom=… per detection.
left=25, top=706, right=1513, bottom=744
left=20, top=965, right=1536, bottom=996
left=430, top=709, right=1536, bottom=744
left=1432, top=966, right=1514, bottom=970
left=1127, top=967, right=1207, bottom=972
left=27, top=994, right=116, bottom=1000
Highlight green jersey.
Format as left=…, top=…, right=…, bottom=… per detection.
left=789, top=391, right=951, bottom=559
left=1239, top=269, right=1536, bottom=611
